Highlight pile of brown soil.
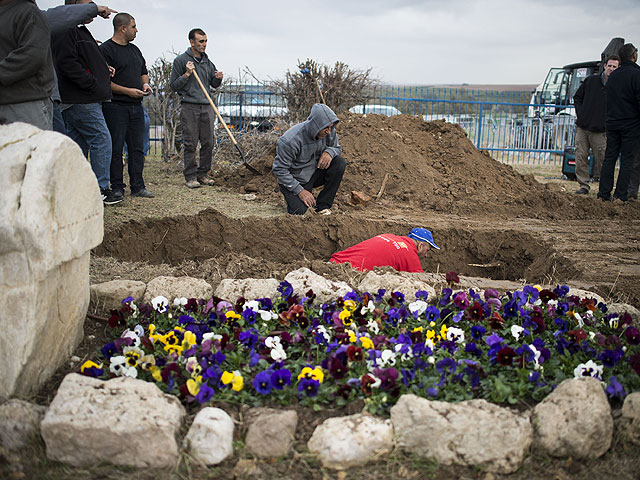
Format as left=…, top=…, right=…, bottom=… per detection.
left=215, top=113, right=635, bottom=220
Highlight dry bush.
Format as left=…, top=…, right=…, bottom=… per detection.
left=212, top=122, right=285, bottom=169
left=275, top=58, right=377, bottom=122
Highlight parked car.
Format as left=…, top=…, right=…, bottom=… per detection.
left=348, top=104, right=402, bottom=116
left=216, top=84, right=287, bottom=131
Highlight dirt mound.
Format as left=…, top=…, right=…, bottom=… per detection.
left=215, top=113, right=636, bottom=220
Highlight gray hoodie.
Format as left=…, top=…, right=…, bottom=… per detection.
left=169, top=48, right=221, bottom=104
left=272, top=104, right=342, bottom=194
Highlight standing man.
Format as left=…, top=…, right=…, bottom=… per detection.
left=100, top=12, right=154, bottom=200
left=51, top=0, right=120, bottom=205
left=573, top=55, right=619, bottom=195
left=170, top=28, right=223, bottom=189
left=272, top=103, right=346, bottom=215
left=0, top=0, right=55, bottom=130
left=598, top=43, right=640, bottom=202
left=330, top=228, right=440, bottom=273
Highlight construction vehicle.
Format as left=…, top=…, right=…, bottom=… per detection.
left=521, top=38, right=624, bottom=178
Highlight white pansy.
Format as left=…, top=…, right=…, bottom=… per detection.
left=427, top=356, right=435, bottom=364
left=152, top=295, right=169, bottom=313
left=574, top=312, right=584, bottom=328
left=447, top=327, right=465, bottom=343
left=547, top=299, right=558, bottom=307
left=173, top=297, right=188, bottom=307
left=408, top=300, right=428, bottom=317
left=109, top=355, right=137, bottom=377
left=314, top=325, right=330, bottom=342
left=609, top=318, right=619, bottom=329
left=573, top=359, right=603, bottom=379
left=133, top=324, right=145, bottom=337
left=259, top=310, right=277, bottom=321
left=510, top=325, right=525, bottom=341
left=202, top=332, right=222, bottom=342
left=380, top=349, right=396, bottom=367
left=528, top=344, right=542, bottom=369
left=425, top=339, right=435, bottom=350
left=366, top=319, right=380, bottom=334
left=121, top=329, right=141, bottom=348
left=243, top=300, right=260, bottom=312
left=361, top=300, right=375, bottom=315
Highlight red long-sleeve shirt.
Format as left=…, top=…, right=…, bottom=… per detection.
left=329, top=234, right=423, bottom=272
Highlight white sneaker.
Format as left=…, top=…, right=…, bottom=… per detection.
left=318, top=209, right=332, bottom=215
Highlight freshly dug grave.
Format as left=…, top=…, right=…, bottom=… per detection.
left=215, top=113, right=638, bottom=220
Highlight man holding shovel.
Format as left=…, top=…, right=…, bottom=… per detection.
left=272, top=103, right=346, bottom=215
left=170, top=28, right=223, bottom=189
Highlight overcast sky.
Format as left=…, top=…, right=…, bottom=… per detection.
left=37, top=0, right=640, bottom=86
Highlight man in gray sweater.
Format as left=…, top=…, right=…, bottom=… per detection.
left=272, top=103, right=346, bottom=215
left=170, top=28, right=223, bottom=189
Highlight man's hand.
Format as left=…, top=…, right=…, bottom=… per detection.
left=96, top=5, right=117, bottom=19
left=107, top=66, right=115, bottom=78
left=185, top=61, right=195, bottom=77
left=298, top=189, right=316, bottom=208
left=317, top=152, right=332, bottom=169
left=142, top=83, right=153, bottom=95
left=127, top=88, right=146, bottom=99
left=214, top=70, right=224, bottom=80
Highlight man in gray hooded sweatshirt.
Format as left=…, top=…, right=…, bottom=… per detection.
left=272, top=103, right=346, bottom=215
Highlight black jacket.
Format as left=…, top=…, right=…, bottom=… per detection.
left=51, top=25, right=111, bottom=104
left=573, top=73, right=606, bottom=132
left=0, top=0, right=55, bottom=105
left=605, top=61, right=640, bottom=130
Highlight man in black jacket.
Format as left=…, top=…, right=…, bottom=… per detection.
left=0, top=0, right=55, bottom=130
left=51, top=0, right=121, bottom=205
left=598, top=43, right=640, bottom=202
left=170, top=28, right=223, bottom=189
left=573, top=56, right=619, bottom=195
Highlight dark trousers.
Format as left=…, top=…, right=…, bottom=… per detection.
left=279, top=155, right=346, bottom=214
left=627, top=148, right=640, bottom=199
left=181, top=103, right=215, bottom=181
left=597, top=125, right=640, bottom=201
left=103, top=102, right=146, bottom=193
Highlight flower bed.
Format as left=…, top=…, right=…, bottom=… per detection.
left=80, top=275, right=640, bottom=415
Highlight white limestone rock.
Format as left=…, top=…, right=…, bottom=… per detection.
left=307, top=413, right=393, bottom=470
left=245, top=408, right=298, bottom=459
left=0, top=399, right=47, bottom=450
left=532, top=377, right=613, bottom=458
left=214, top=278, right=280, bottom=302
left=41, top=373, right=185, bottom=468
left=0, top=123, right=103, bottom=397
left=358, top=271, right=437, bottom=301
left=142, top=275, right=212, bottom=303
left=183, top=407, right=234, bottom=465
left=90, top=279, right=147, bottom=312
left=284, top=268, right=352, bottom=304
left=391, top=394, right=532, bottom=474
left=619, top=392, right=640, bottom=445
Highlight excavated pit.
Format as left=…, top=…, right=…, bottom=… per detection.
left=96, top=209, right=577, bottom=284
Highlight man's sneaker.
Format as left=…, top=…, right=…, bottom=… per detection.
left=186, top=179, right=201, bottom=189
left=317, top=208, right=332, bottom=216
left=101, top=189, right=123, bottom=205
left=198, top=175, right=215, bottom=186
left=131, top=188, right=155, bottom=198
left=575, top=186, right=589, bottom=195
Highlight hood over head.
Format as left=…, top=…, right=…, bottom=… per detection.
left=306, top=103, right=339, bottom=138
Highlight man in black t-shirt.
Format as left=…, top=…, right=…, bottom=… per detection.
left=100, top=12, right=154, bottom=200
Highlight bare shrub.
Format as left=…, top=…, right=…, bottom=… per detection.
left=275, top=58, right=377, bottom=122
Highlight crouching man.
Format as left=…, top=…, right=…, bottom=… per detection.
left=272, top=103, right=346, bottom=215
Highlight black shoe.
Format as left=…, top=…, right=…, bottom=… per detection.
left=131, top=188, right=154, bottom=198
left=112, top=189, right=124, bottom=201
left=101, top=189, right=123, bottom=205
left=575, top=187, right=589, bottom=195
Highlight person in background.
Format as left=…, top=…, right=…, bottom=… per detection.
left=572, top=55, right=619, bottom=195
left=598, top=43, right=640, bottom=202
left=101, top=12, right=154, bottom=200
left=170, top=28, right=223, bottom=189
left=51, top=0, right=120, bottom=205
left=329, top=228, right=439, bottom=273
left=0, top=0, right=55, bottom=130
left=272, top=103, right=346, bottom=215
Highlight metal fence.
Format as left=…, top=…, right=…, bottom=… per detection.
left=146, top=85, right=578, bottom=166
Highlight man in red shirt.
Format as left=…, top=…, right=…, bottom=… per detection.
left=329, top=228, right=439, bottom=272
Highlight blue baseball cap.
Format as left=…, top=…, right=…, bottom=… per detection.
left=408, top=228, right=440, bottom=250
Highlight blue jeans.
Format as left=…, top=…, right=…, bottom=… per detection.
left=103, top=102, right=146, bottom=193
left=62, top=103, right=112, bottom=190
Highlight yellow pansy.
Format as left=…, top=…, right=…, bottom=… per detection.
left=186, top=378, right=201, bottom=396
left=164, top=343, right=183, bottom=356
left=339, top=309, right=353, bottom=326
left=429, top=321, right=436, bottom=327
left=344, top=300, right=357, bottom=312
left=412, top=326, right=423, bottom=333
left=221, top=371, right=234, bottom=384
left=149, top=324, right=156, bottom=335
left=440, top=324, right=448, bottom=338
left=183, top=331, right=197, bottom=348
left=231, top=372, right=244, bottom=392
left=533, top=284, right=542, bottom=291
left=359, top=336, right=374, bottom=350
left=80, top=360, right=102, bottom=373
left=150, top=365, right=162, bottom=382
left=426, top=329, right=436, bottom=341
left=298, top=366, right=324, bottom=384
left=225, top=311, right=241, bottom=320
left=346, top=329, right=357, bottom=343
